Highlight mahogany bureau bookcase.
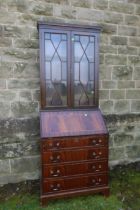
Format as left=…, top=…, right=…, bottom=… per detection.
left=38, top=22, right=110, bottom=206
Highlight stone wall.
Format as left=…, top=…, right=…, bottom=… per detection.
left=0, top=0, right=140, bottom=185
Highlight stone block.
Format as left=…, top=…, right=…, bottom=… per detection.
left=101, top=23, right=117, bottom=35
left=100, top=45, right=117, bottom=54
left=29, top=2, right=53, bottom=16
left=77, top=8, right=104, bottom=22
left=109, top=147, right=125, bottom=161
left=126, top=145, right=140, bottom=158
left=104, top=12, right=124, bottom=24
left=100, top=34, right=109, bottom=44
left=99, top=100, right=114, bottom=113
left=0, top=160, right=10, bottom=175
left=99, top=90, right=109, bottom=99
left=112, top=66, right=133, bottom=80
left=110, top=90, right=125, bottom=99
left=118, top=81, right=135, bottom=89
left=99, top=54, right=104, bottom=64
left=114, top=100, right=130, bottom=113
left=114, top=133, right=134, bottom=146
left=109, top=1, right=134, bottom=14
left=13, top=63, right=39, bottom=79
left=3, top=48, right=37, bottom=62
left=125, top=15, right=140, bottom=26
left=0, top=90, right=17, bottom=101
left=110, top=36, right=127, bottom=45
left=0, top=102, right=11, bottom=118
left=0, top=117, right=39, bottom=140
left=71, top=0, right=92, bottom=8
left=135, top=81, right=140, bottom=88
left=128, top=0, right=140, bottom=4
left=126, top=90, right=140, bottom=99
left=128, top=56, right=140, bottom=66
left=10, top=156, right=40, bottom=174
left=118, top=26, right=137, bottom=36
left=99, top=65, right=111, bottom=80
left=129, top=37, right=140, bottom=47
left=0, top=37, right=12, bottom=47
left=19, top=91, right=32, bottom=101
left=3, top=25, right=30, bottom=38
left=105, top=55, right=127, bottom=65
left=61, top=7, right=77, bottom=19
left=135, top=5, right=140, bottom=15
left=131, top=100, right=140, bottom=112
left=45, top=0, right=68, bottom=3
left=0, top=141, right=39, bottom=158
left=32, top=90, right=40, bottom=101
left=102, top=81, right=117, bottom=89
left=0, top=10, right=19, bottom=24
left=8, top=79, right=39, bottom=89
left=118, top=46, right=138, bottom=55
left=0, top=80, right=6, bottom=89
left=133, top=67, right=140, bottom=80
left=93, top=0, right=108, bottom=10
left=0, top=62, right=14, bottom=78
left=11, top=101, right=39, bottom=118
left=7, top=0, right=28, bottom=13
left=14, top=39, right=38, bottom=49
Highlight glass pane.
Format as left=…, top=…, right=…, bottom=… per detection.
left=52, top=53, right=61, bottom=81
left=90, top=63, right=94, bottom=81
left=45, top=32, right=68, bottom=107
left=45, top=33, right=50, bottom=40
left=73, top=34, right=95, bottom=107
left=62, top=34, right=67, bottom=40
left=45, top=40, right=55, bottom=61
left=80, top=36, right=89, bottom=50
left=85, top=42, right=94, bottom=62
left=80, top=55, right=89, bottom=84
left=45, top=62, right=51, bottom=80
left=57, top=41, right=67, bottom=61
left=51, top=34, right=61, bottom=48
left=90, top=36, right=94, bottom=42
left=74, top=42, right=83, bottom=62
left=62, top=62, right=67, bottom=80
left=74, top=63, right=79, bottom=81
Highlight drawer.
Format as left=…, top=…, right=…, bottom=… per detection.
left=42, top=173, right=108, bottom=193
left=42, top=135, right=108, bottom=151
left=42, top=160, right=108, bottom=178
left=42, top=148, right=108, bottom=164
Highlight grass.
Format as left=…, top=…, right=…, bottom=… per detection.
left=0, top=165, right=140, bottom=210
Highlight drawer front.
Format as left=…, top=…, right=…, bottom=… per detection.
left=42, top=173, right=108, bottom=193
left=42, top=135, right=108, bottom=151
left=43, top=160, right=108, bottom=178
left=42, top=148, right=108, bottom=164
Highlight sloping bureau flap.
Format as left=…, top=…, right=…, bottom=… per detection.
left=40, top=109, right=108, bottom=138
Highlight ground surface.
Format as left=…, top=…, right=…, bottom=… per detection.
left=0, top=163, right=140, bottom=210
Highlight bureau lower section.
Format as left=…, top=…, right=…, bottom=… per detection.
left=40, top=135, right=109, bottom=205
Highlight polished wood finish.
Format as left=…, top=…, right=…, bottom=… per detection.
left=40, top=110, right=108, bottom=138
left=38, top=23, right=109, bottom=206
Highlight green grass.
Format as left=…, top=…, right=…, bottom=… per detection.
left=0, top=166, right=140, bottom=210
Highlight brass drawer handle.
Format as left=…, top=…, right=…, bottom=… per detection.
left=50, top=155, right=60, bottom=162
left=92, top=179, right=96, bottom=184
left=99, top=139, right=102, bottom=143
left=56, top=142, right=60, bottom=147
left=92, top=165, right=96, bottom=170
left=99, top=152, right=102, bottom=155
left=50, top=169, right=61, bottom=177
left=50, top=183, right=61, bottom=191
left=92, top=140, right=96, bottom=144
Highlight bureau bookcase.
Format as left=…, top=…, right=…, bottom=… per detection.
left=38, top=22, right=109, bottom=205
